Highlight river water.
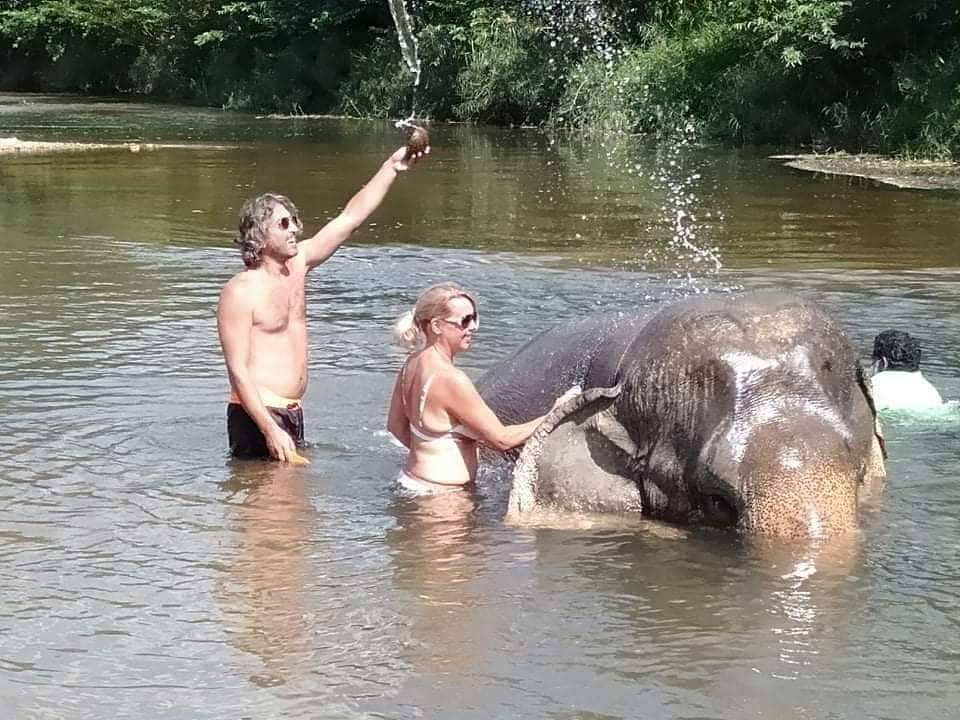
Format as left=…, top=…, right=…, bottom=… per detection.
left=1, top=94, right=958, bottom=719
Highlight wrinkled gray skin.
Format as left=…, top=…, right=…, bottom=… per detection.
left=477, top=292, right=887, bottom=538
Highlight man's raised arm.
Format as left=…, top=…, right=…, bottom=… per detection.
left=302, top=144, right=428, bottom=269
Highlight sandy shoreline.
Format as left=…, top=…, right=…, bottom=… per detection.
left=0, top=137, right=159, bottom=154
left=772, top=152, right=960, bottom=190
left=0, top=137, right=233, bottom=155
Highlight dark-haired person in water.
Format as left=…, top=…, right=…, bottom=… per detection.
left=871, top=330, right=943, bottom=411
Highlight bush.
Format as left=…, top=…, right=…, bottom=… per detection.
left=129, top=46, right=191, bottom=97
left=333, top=23, right=468, bottom=120
left=889, top=47, right=960, bottom=159
left=194, top=45, right=316, bottom=112
left=455, top=8, right=558, bottom=125
left=335, top=37, right=413, bottom=118
left=553, top=21, right=746, bottom=136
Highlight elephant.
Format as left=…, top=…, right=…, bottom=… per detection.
left=476, top=292, right=887, bottom=538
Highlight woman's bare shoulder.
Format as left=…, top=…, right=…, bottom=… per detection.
left=434, top=365, right=476, bottom=395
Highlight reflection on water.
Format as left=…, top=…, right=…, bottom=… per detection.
left=3, top=94, right=959, bottom=272
left=1, top=95, right=959, bottom=719
left=750, top=536, right=865, bottom=681
left=387, top=491, right=484, bottom=678
left=218, top=462, right=316, bottom=687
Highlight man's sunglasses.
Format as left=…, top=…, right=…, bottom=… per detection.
left=440, top=313, right=479, bottom=330
left=278, top=215, right=300, bottom=230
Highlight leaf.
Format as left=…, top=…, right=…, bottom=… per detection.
left=194, top=29, right=225, bottom=47
left=782, top=45, right=803, bottom=68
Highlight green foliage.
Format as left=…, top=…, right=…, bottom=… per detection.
left=1, top=0, right=959, bottom=156
left=554, top=21, right=744, bottom=135
left=335, top=19, right=470, bottom=120
left=455, top=8, right=556, bottom=124
left=0, top=0, right=169, bottom=46
left=732, top=0, right=863, bottom=68
left=334, top=6, right=556, bottom=124
left=334, top=37, right=410, bottom=118
left=417, top=0, right=494, bottom=27
left=888, top=47, right=960, bottom=159
left=178, top=0, right=383, bottom=110
left=415, top=22, right=472, bottom=118
left=0, top=0, right=172, bottom=90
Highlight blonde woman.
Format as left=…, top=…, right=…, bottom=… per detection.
left=387, top=283, right=573, bottom=495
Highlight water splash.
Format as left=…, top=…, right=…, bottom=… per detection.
left=584, top=124, right=726, bottom=296
left=526, top=2, right=725, bottom=295
left=523, top=0, right=623, bottom=66
left=394, top=115, right=418, bottom=131
left=651, top=122, right=725, bottom=291
left=387, top=0, right=422, bottom=128
left=387, top=0, right=421, bottom=87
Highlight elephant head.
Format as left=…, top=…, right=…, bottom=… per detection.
left=507, top=294, right=887, bottom=538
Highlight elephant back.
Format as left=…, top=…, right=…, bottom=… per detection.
left=479, top=310, right=651, bottom=425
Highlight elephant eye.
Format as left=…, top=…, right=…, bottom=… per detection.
left=705, top=493, right=739, bottom=526
left=822, top=359, right=834, bottom=373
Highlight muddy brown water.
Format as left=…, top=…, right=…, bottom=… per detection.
left=1, top=94, right=958, bottom=719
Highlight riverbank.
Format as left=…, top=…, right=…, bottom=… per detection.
left=0, top=137, right=233, bottom=155
left=773, top=153, right=960, bottom=191
left=0, top=137, right=157, bottom=154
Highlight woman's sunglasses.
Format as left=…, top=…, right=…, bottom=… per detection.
left=440, top=313, right=479, bottom=330
left=278, top=215, right=300, bottom=230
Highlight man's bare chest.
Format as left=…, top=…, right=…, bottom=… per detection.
left=252, top=278, right=306, bottom=332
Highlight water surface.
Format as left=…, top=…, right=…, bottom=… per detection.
left=1, top=94, right=958, bottom=719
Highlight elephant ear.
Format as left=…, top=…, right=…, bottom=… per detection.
left=508, top=383, right=644, bottom=520
left=856, top=363, right=888, bottom=461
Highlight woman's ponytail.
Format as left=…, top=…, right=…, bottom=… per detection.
left=392, top=309, right=424, bottom=352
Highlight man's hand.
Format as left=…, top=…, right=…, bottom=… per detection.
left=264, top=423, right=297, bottom=462
left=390, top=142, right=430, bottom=173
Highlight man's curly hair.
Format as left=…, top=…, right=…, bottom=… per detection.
left=873, top=329, right=922, bottom=371
left=236, top=193, right=300, bottom=268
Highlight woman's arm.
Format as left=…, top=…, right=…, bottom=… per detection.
left=387, top=369, right=412, bottom=449
left=441, top=371, right=548, bottom=452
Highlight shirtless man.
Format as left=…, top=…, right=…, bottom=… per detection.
left=217, top=144, right=427, bottom=461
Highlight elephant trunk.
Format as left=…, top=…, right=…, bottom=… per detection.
left=724, top=419, right=863, bottom=539
left=739, top=462, right=859, bottom=539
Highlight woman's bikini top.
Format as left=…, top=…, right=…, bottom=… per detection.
left=403, top=368, right=480, bottom=444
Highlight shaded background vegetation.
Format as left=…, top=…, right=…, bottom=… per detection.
left=1, top=0, right=959, bottom=157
